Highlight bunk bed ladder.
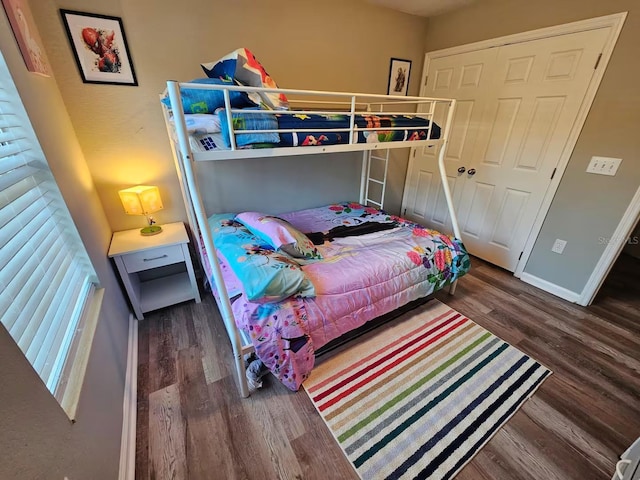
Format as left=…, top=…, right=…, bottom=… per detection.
left=360, top=149, right=390, bottom=210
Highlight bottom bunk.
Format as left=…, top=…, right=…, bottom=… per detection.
left=198, top=202, right=471, bottom=393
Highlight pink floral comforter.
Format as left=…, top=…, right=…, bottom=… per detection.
left=210, top=203, right=470, bottom=391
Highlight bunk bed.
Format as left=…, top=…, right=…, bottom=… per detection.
left=161, top=79, right=469, bottom=398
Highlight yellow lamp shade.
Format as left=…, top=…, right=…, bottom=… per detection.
left=118, top=185, right=164, bottom=215
left=118, top=185, right=164, bottom=235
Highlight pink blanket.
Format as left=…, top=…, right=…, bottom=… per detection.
left=209, top=203, right=470, bottom=391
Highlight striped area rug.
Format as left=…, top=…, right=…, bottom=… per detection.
left=303, top=300, right=551, bottom=480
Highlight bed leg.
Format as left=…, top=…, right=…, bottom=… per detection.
left=448, top=280, right=458, bottom=295
left=235, top=353, right=250, bottom=398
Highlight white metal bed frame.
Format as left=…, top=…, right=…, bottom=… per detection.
left=162, top=81, right=460, bottom=397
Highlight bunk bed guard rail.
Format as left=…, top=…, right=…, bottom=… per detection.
left=163, top=80, right=459, bottom=397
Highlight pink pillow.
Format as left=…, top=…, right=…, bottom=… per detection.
left=235, top=212, right=322, bottom=260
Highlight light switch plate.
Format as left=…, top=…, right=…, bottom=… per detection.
left=552, top=239, right=567, bottom=254
left=586, top=156, right=622, bottom=176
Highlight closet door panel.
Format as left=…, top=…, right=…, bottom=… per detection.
left=432, top=175, right=457, bottom=226
left=402, top=48, right=498, bottom=234
left=460, top=181, right=494, bottom=239
left=480, top=98, right=521, bottom=168
left=411, top=170, right=433, bottom=218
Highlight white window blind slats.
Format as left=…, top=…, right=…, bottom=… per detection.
left=19, top=252, right=73, bottom=355
left=0, top=187, right=40, bottom=246
left=47, top=282, right=93, bottom=391
left=0, top=141, right=28, bottom=163
left=0, top=127, right=27, bottom=145
left=0, top=165, right=42, bottom=204
left=0, top=148, right=33, bottom=176
left=34, top=270, right=86, bottom=385
left=0, top=235, right=59, bottom=325
left=44, top=205, right=97, bottom=281
left=0, top=203, right=55, bottom=291
left=0, top=121, right=30, bottom=149
left=0, top=112, right=19, bottom=130
left=3, top=232, right=66, bottom=334
left=0, top=86, right=12, bottom=102
left=0, top=50, right=98, bottom=398
left=0, top=214, right=55, bottom=314
left=0, top=193, right=51, bottom=269
left=27, top=260, right=82, bottom=370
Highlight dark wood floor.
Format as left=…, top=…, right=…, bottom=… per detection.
left=135, top=255, right=640, bottom=479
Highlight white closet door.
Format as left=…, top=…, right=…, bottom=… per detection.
left=403, top=27, right=609, bottom=271
left=402, top=48, right=498, bottom=233
left=457, top=28, right=609, bottom=271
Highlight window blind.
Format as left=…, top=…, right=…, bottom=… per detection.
left=0, top=52, right=98, bottom=394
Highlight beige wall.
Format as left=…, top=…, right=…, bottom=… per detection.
left=424, top=0, right=640, bottom=294
left=0, top=1, right=130, bottom=479
left=34, top=0, right=429, bottom=230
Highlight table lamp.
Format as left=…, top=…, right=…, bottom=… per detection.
left=118, top=185, right=164, bottom=236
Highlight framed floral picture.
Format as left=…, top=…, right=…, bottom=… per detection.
left=1, top=0, right=50, bottom=76
left=60, top=9, right=137, bottom=86
left=387, top=58, right=411, bottom=96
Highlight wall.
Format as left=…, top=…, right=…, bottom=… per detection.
left=0, top=1, right=131, bottom=479
left=424, top=0, right=640, bottom=294
left=32, top=0, right=429, bottom=230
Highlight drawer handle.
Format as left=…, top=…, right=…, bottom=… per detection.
left=143, top=254, right=169, bottom=262
left=616, top=459, right=631, bottom=479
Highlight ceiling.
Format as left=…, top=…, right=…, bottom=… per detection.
left=365, top=0, right=477, bottom=17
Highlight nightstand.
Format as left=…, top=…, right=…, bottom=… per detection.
left=108, top=222, right=201, bottom=320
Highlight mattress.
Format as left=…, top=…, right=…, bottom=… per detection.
left=203, top=203, right=470, bottom=390
left=185, top=111, right=441, bottom=152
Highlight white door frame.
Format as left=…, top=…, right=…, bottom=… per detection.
left=416, top=12, right=627, bottom=278
left=579, top=185, right=640, bottom=306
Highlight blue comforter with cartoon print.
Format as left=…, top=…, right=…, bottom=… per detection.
left=275, top=113, right=440, bottom=146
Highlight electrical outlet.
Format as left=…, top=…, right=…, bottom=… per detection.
left=586, top=156, right=622, bottom=176
left=551, top=239, right=567, bottom=254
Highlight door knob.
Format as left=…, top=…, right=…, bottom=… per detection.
left=457, top=166, right=466, bottom=173
left=467, top=168, right=476, bottom=176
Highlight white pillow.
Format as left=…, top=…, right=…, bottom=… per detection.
left=182, top=113, right=221, bottom=134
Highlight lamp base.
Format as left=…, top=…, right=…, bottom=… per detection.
left=140, top=225, right=163, bottom=236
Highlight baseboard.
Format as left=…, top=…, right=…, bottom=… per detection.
left=119, top=314, right=138, bottom=480
left=519, top=272, right=581, bottom=303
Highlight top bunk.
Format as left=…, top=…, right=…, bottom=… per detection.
left=160, top=81, right=456, bottom=162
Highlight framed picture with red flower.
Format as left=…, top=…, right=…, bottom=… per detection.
left=60, top=9, right=137, bottom=86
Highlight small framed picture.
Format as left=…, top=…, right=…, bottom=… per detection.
left=60, top=9, right=137, bottom=86
left=387, top=58, right=412, bottom=96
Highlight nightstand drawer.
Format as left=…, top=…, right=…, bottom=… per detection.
left=122, top=245, right=184, bottom=273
